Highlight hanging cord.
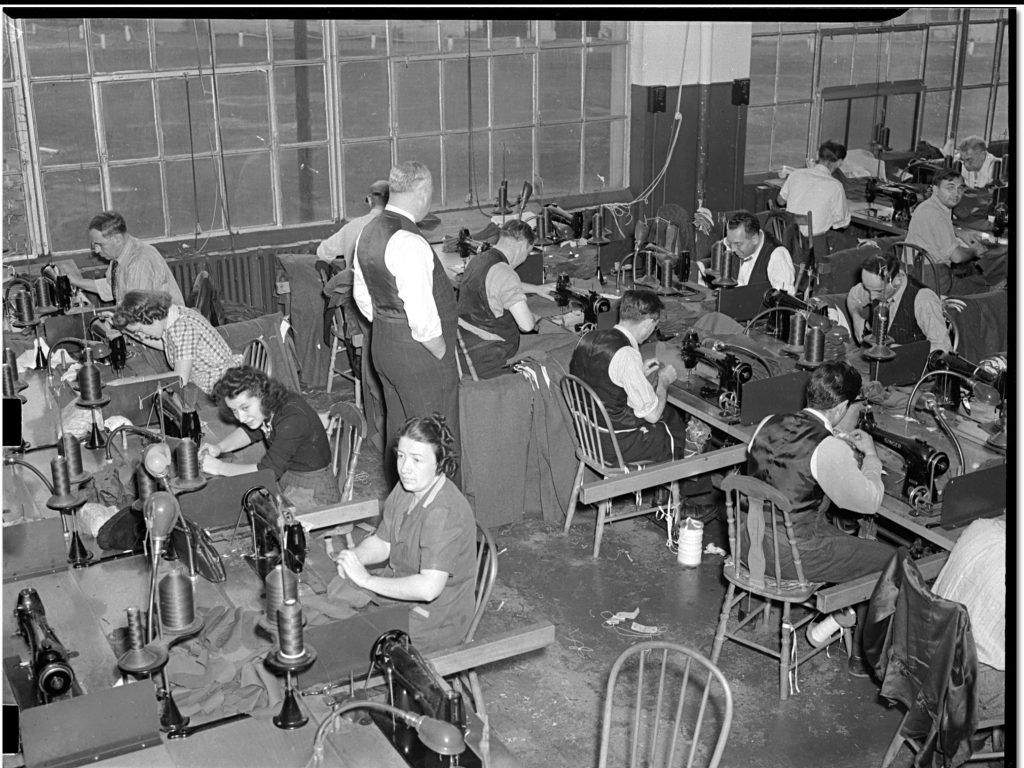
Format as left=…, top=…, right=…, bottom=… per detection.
left=205, top=20, right=235, bottom=250
left=463, top=23, right=495, bottom=220
left=183, top=74, right=202, bottom=252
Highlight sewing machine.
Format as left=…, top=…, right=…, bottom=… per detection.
left=241, top=486, right=307, bottom=581
left=553, top=274, right=614, bottom=331
left=865, top=179, right=924, bottom=225
left=926, top=350, right=1007, bottom=414
left=680, top=331, right=754, bottom=415
left=858, top=409, right=949, bottom=513
left=8, top=588, right=80, bottom=707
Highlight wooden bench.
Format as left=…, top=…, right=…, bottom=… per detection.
left=814, top=552, right=949, bottom=614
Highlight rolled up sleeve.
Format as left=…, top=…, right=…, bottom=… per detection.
left=810, top=435, right=884, bottom=515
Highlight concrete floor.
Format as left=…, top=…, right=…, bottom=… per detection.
left=305, top=383, right=914, bottom=768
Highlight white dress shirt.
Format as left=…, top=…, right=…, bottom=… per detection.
left=778, top=164, right=851, bottom=236
left=734, top=232, right=796, bottom=294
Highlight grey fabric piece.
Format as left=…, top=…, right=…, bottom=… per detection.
left=277, top=252, right=332, bottom=388
left=216, top=312, right=301, bottom=392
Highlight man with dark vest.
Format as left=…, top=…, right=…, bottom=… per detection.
left=569, top=289, right=686, bottom=464
left=846, top=251, right=952, bottom=353
left=724, top=210, right=796, bottom=294
left=747, top=360, right=893, bottom=585
left=456, top=220, right=541, bottom=379
left=353, top=161, right=460, bottom=484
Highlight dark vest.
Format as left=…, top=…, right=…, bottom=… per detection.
left=356, top=209, right=457, bottom=342
left=744, top=230, right=782, bottom=287
left=867, top=279, right=927, bottom=346
left=569, top=328, right=643, bottom=431
left=747, top=411, right=832, bottom=519
left=457, top=248, right=520, bottom=358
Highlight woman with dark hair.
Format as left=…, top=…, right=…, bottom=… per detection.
left=110, top=289, right=240, bottom=395
left=332, top=413, right=476, bottom=651
left=198, top=365, right=341, bottom=507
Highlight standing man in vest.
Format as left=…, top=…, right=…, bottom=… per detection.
left=456, top=220, right=541, bottom=379
left=723, top=211, right=796, bottom=294
left=352, top=161, right=460, bottom=485
left=846, top=252, right=952, bottom=353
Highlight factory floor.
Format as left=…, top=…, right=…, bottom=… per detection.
left=304, top=385, right=915, bottom=768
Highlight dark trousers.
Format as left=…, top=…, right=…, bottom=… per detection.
left=370, top=318, right=461, bottom=487
left=460, top=333, right=517, bottom=380
left=778, top=512, right=894, bottom=583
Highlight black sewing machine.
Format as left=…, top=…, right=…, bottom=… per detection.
left=927, top=350, right=1006, bottom=414
left=865, top=180, right=925, bottom=226
left=455, top=229, right=491, bottom=260
left=553, top=274, right=613, bottom=331
left=366, top=630, right=481, bottom=768
left=680, top=331, right=753, bottom=414
left=241, top=486, right=306, bottom=581
left=11, top=588, right=79, bottom=707
left=858, top=409, right=949, bottom=513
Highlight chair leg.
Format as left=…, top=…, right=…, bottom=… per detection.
left=563, top=460, right=585, bottom=534
left=780, top=602, right=792, bottom=701
left=880, top=712, right=910, bottom=767
left=710, top=583, right=736, bottom=663
left=327, top=336, right=339, bottom=393
left=592, top=500, right=610, bottom=558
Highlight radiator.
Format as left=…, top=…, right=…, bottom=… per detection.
left=170, top=250, right=278, bottom=316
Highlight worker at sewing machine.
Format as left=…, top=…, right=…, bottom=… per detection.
left=956, top=136, right=1000, bottom=189
left=110, top=289, right=242, bottom=396
left=722, top=211, right=796, bottom=294
left=456, top=219, right=544, bottom=379
left=199, top=365, right=342, bottom=508
left=316, top=179, right=390, bottom=265
left=331, top=414, right=476, bottom=652
left=846, top=252, right=953, bottom=353
left=776, top=140, right=854, bottom=255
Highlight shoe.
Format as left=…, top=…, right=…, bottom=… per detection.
left=847, top=655, right=872, bottom=679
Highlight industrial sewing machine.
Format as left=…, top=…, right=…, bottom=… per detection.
left=864, top=179, right=924, bottom=226
left=241, top=486, right=307, bottom=581
left=858, top=409, right=949, bottom=514
left=680, top=331, right=754, bottom=415
left=553, top=274, right=613, bottom=332
left=926, top=350, right=1007, bottom=414
left=8, top=588, right=80, bottom=707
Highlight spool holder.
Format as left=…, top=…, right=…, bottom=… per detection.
left=46, top=482, right=92, bottom=568
left=263, top=644, right=318, bottom=729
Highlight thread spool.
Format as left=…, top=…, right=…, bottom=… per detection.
left=159, top=570, right=196, bottom=631
left=58, top=434, right=87, bottom=483
left=50, top=455, right=72, bottom=498
left=13, top=289, right=35, bottom=325
left=4, top=348, right=20, bottom=381
left=175, top=438, right=201, bottom=481
left=798, top=325, right=826, bottom=368
left=31, top=277, right=55, bottom=312
left=76, top=361, right=104, bottom=403
left=711, top=243, right=726, bottom=276
left=265, top=565, right=298, bottom=623
left=136, top=464, right=159, bottom=503
left=677, top=517, right=704, bottom=568
left=2, top=363, right=16, bottom=397
left=126, top=606, right=146, bottom=651
left=782, top=312, right=808, bottom=355
left=276, top=599, right=304, bottom=659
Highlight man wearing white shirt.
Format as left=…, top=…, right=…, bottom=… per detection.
left=957, top=136, right=999, bottom=189
left=353, top=161, right=460, bottom=484
left=777, top=140, right=852, bottom=239
left=723, top=210, right=796, bottom=294
left=317, top=179, right=389, bottom=264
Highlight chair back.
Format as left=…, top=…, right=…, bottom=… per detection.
left=888, top=241, right=950, bottom=295
left=242, top=337, right=272, bottom=376
left=720, top=474, right=813, bottom=592
left=559, top=374, right=628, bottom=472
left=327, top=401, right=366, bottom=501
left=598, top=641, right=733, bottom=768
left=187, top=270, right=224, bottom=327
left=466, top=523, right=498, bottom=644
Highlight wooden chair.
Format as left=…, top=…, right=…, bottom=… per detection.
left=327, top=401, right=366, bottom=502
left=451, top=523, right=499, bottom=720
left=559, top=374, right=678, bottom=558
left=709, top=475, right=829, bottom=700
left=598, top=641, right=733, bottom=768
left=763, top=209, right=817, bottom=297
left=888, top=241, right=950, bottom=296
left=242, top=337, right=272, bottom=376
left=326, top=306, right=363, bottom=407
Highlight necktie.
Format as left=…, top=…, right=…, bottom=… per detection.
left=109, top=259, right=119, bottom=302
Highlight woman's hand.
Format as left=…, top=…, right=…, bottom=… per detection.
left=197, top=442, right=221, bottom=460
left=335, top=549, right=371, bottom=588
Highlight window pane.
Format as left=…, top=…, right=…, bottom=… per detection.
left=341, top=140, right=392, bottom=216
left=537, top=123, right=580, bottom=196
left=902, top=9, right=959, bottom=23
left=24, top=19, right=87, bottom=77
left=394, top=60, right=440, bottom=135
left=274, top=65, right=327, bottom=144
left=3, top=169, right=30, bottom=255
left=584, top=46, right=626, bottom=119
left=539, top=20, right=581, bottom=45
left=967, top=9, right=1001, bottom=21
left=997, top=32, right=1007, bottom=82
left=389, top=20, right=438, bottom=55
left=820, top=100, right=849, bottom=147
left=539, top=49, right=581, bottom=122
left=491, top=128, right=533, bottom=195
left=90, top=18, right=150, bottom=72
left=439, top=20, right=487, bottom=53
left=918, top=90, right=951, bottom=148
left=744, top=106, right=773, bottom=174
left=962, top=23, right=997, bottom=86
left=339, top=60, right=390, bottom=138
left=848, top=96, right=880, bottom=151
left=216, top=72, right=270, bottom=151
left=491, top=21, right=533, bottom=50
left=212, top=19, right=268, bottom=65
left=279, top=146, right=330, bottom=225
left=3, top=88, right=19, bottom=164
left=336, top=20, right=387, bottom=58
left=851, top=32, right=885, bottom=85
left=956, top=88, right=989, bottom=142
left=780, top=22, right=818, bottom=33
left=158, top=75, right=215, bottom=156
left=109, top=164, right=164, bottom=238
left=777, top=35, right=815, bottom=102
left=444, top=58, right=488, bottom=132
left=772, top=103, right=811, bottom=169
left=395, top=137, right=441, bottom=209
left=886, top=93, right=917, bottom=152
left=493, top=55, right=533, bottom=126
left=992, top=85, right=1007, bottom=142
left=888, top=30, right=923, bottom=81
left=443, top=132, right=490, bottom=208
left=101, top=81, right=158, bottom=161
left=752, top=23, right=780, bottom=34
left=583, top=120, right=625, bottom=191
left=3, top=23, right=12, bottom=82
left=591, top=21, right=627, bottom=42
left=820, top=35, right=853, bottom=88
left=271, top=19, right=323, bottom=60
left=32, top=81, right=96, bottom=166
left=154, top=19, right=212, bottom=70
left=924, top=25, right=957, bottom=88
left=749, top=37, right=778, bottom=105
left=42, top=167, right=102, bottom=252
left=166, top=157, right=222, bottom=235
left=224, top=152, right=273, bottom=228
